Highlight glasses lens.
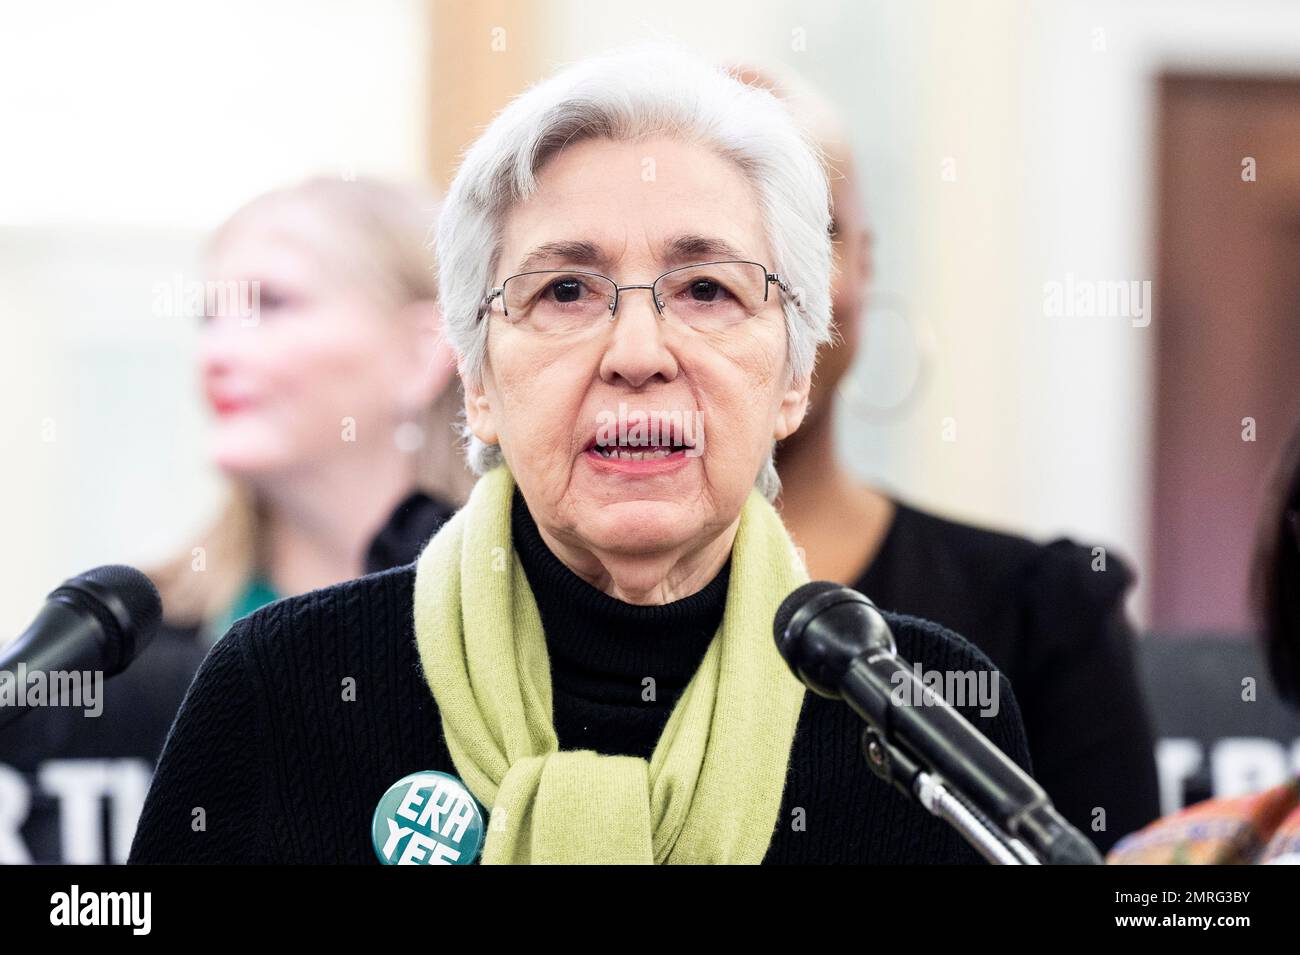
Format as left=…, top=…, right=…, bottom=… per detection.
left=655, top=262, right=768, bottom=327
left=501, top=271, right=615, bottom=330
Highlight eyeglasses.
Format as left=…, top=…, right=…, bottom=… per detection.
left=478, top=260, right=800, bottom=333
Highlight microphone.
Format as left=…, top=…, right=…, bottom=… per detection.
left=774, top=581, right=1101, bottom=865
left=1, top=565, right=163, bottom=730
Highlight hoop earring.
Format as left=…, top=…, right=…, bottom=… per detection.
left=834, top=291, right=936, bottom=423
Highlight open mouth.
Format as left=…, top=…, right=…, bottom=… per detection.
left=588, top=441, right=692, bottom=461
left=582, top=431, right=696, bottom=465
left=580, top=410, right=702, bottom=465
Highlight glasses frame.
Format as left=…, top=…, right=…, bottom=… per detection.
left=477, top=259, right=799, bottom=323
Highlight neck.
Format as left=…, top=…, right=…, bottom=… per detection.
left=532, top=507, right=741, bottom=606
left=255, top=441, right=416, bottom=597
left=774, top=402, right=895, bottom=584
left=775, top=401, right=855, bottom=517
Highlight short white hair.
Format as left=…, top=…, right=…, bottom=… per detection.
left=435, top=42, right=833, bottom=501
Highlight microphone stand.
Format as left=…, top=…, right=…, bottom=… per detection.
left=859, top=727, right=1041, bottom=865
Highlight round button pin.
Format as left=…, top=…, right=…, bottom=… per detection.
left=371, top=771, right=485, bottom=865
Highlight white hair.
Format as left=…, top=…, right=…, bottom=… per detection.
left=435, top=42, right=834, bottom=501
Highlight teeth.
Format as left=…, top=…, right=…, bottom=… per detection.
left=594, top=446, right=684, bottom=460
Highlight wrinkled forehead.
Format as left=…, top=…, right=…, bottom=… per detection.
left=495, top=136, right=773, bottom=281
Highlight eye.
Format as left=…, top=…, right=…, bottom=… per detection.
left=258, top=288, right=290, bottom=311
left=547, top=278, right=584, bottom=303
left=688, top=279, right=733, bottom=303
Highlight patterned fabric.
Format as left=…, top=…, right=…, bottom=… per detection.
left=1108, top=777, right=1300, bottom=864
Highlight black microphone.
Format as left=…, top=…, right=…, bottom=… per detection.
left=774, top=581, right=1101, bottom=865
left=1, top=565, right=162, bottom=730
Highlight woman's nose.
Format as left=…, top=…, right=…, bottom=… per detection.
left=598, top=289, right=679, bottom=388
left=199, top=314, right=255, bottom=370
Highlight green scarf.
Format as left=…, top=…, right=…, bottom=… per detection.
left=412, top=463, right=809, bottom=864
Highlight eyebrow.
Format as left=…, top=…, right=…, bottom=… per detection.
left=662, top=234, right=749, bottom=267
left=515, top=240, right=606, bottom=274
left=511, top=233, right=754, bottom=277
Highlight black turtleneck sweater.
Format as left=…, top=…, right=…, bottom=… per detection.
left=129, top=489, right=1030, bottom=864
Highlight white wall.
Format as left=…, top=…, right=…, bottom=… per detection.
left=0, top=0, right=433, bottom=229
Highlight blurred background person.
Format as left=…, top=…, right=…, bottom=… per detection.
left=731, top=61, right=1160, bottom=852
left=0, top=177, right=474, bottom=863
left=1109, top=417, right=1300, bottom=863
left=149, top=176, right=474, bottom=635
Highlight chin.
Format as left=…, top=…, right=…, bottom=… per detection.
left=580, top=498, right=697, bottom=555
left=210, top=435, right=293, bottom=481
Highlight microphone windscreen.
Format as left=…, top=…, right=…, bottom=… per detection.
left=773, top=580, right=842, bottom=647
left=50, top=565, right=163, bottom=671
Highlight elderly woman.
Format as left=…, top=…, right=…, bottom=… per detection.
left=129, top=44, right=1030, bottom=865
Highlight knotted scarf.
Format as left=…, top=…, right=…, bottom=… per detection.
left=412, top=463, right=808, bottom=863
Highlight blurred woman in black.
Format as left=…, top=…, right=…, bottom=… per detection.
left=731, top=61, right=1161, bottom=852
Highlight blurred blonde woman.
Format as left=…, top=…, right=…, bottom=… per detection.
left=152, top=176, right=475, bottom=638
left=2, top=177, right=474, bottom=864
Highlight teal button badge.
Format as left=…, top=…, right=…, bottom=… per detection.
left=371, top=771, right=485, bottom=865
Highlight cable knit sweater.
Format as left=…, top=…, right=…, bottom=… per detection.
left=129, top=488, right=1031, bottom=864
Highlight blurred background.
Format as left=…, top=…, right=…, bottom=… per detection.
left=1, top=0, right=1299, bottom=854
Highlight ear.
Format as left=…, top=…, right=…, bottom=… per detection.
left=772, top=373, right=812, bottom=442
left=461, top=354, right=499, bottom=447
left=398, top=299, right=457, bottom=408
